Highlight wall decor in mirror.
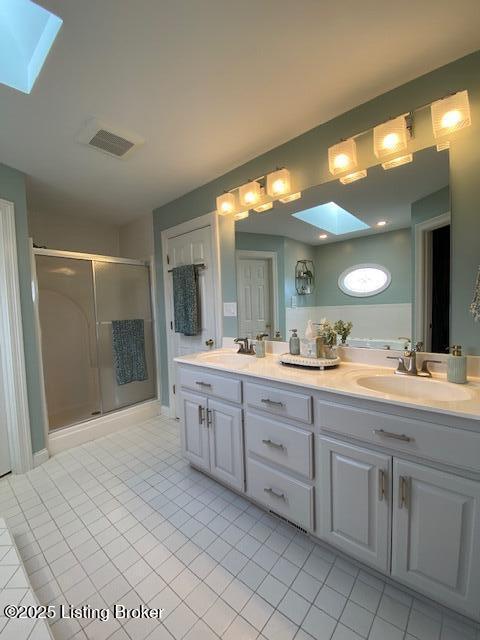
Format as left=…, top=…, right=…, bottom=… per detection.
left=234, top=145, right=452, bottom=354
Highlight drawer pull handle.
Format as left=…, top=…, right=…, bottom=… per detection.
left=262, top=439, right=285, bottom=450
left=196, top=381, right=212, bottom=388
left=373, top=428, right=413, bottom=443
left=264, top=487, right=286, bottom=500
left=261, top=398, right=284, bottom=407
left=399, top=475, right=409, bottom=509
left=198, top=405, right=205, bottom=425
left=378, top=469, right=386, bottom=501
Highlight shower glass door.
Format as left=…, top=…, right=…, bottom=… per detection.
left=36, top=254, right=157, bottom=431
left=36, top=256, right=101, bottom=429
left=94, top=261, right=156, bottom=413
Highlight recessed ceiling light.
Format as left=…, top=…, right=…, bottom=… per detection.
left=319, top=234, right=328, bottom=239
left=377, top=220, right=387, bottom=227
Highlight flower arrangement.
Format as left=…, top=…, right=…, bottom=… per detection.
left=317, top=318, right=337, bottom=347
left=334, top=320, right=353, bottom=344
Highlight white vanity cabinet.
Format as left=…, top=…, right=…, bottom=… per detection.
left=392, top=459, right=480, bottom=617
left=317, top=437, right=391, bottom=572
left=179, top=372, right=244, bottom=492
left=316, top=399, right=480, bottom=618
left=177, top=358, right=480, bottom=620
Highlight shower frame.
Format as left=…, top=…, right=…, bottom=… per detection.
left=31, top=246, right=160, bottom=449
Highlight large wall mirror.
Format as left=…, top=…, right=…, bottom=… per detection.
left=234, top=145, right=452, bottom=353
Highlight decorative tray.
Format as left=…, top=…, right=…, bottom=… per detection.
left=280, top=353, right=341, bottom=369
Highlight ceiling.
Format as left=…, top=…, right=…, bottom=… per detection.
left=236, top=146, right=449, bottom=244
left=0, top=1, right=478, bottom=224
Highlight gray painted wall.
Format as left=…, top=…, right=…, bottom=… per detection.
left=0, top=164, right=44, bottom=453
left=315, top=229, right=411, bottom=307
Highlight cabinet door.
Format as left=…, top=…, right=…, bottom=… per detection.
left=318, top=437, right=391, bottom=572
left=392, top=459, right=480, bottom=618
left=208, top=399, right=244, bottom=491
left=180, top=391, right=210, bottom=471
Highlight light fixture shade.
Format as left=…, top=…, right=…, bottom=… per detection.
left=216, top=192, right=236, bottom=216
left=431, top=90, right=471, bottom=141
left=374, top=116, right=409, bottom=159
left=266, top=168, right=291, bottom=197
left=254, top=202, right=273, bottom=213
left=233, top=210, right=249, bottom=221
left=328, top=138, right=358, bottom=175
left=239, top=181, right=261, bottom=207
left=279, top=191, right=301, bottom=203
left=339, top=169, right=367, bottom=185
left=381, top=153, right=413, bottom=170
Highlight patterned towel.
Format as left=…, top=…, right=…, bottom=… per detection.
left=111, top=319, right=148, bottom=385
left=172, top=265, right=200, bottom=336
left=471, top=266, right=480, bottom=322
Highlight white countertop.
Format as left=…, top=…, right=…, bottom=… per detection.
left=174, top=349, right=480, bottom=422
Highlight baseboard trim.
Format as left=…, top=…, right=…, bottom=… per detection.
left=33, top=448, right=49, bottom=468
left=161, top=404, right=172, bottom=417
left=48, top=400, right=160, bottom=455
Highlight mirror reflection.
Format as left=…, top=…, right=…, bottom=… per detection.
left=235, top=146, right=450, bottom=353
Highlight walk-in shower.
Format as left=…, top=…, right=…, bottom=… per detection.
left=34, top=250, right=157, bottom=431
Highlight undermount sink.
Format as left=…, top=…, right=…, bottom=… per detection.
left=197, top=351, right=253, bottom=369
left=355, top=375, right=474, bottom=403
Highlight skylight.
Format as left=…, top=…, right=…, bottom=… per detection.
left=292, top=201, right=369, bottom=235
left=0, top=0, right=62, bottom=94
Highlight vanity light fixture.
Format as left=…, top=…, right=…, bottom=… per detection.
left=381, top=154, right=413, bottom=170
left=266, top=168, right=291, bottom=197
left=216, top=192, right=236, bottom=216
left=254, top=202, right=273, bottom=213
left=328, top=138, right=358, bottom=176
left=233, top=210, right=249, bottom=221
left=374, top=115, right=411, bottom=162
left=279, top=191, right=302, bottom=203
left=431, top=90, right=471, bottom=151
left=339, top=169, right=367, bottom=185
left=319, top=234, right=328, bottom=239
left=239, top=180, right=261, bottom=207
left=377, top=220, right=387, bottom=227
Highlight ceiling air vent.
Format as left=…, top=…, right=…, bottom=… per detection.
left=76, top=118, right=144, bottom=159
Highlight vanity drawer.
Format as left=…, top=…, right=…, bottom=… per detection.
left=246, top=458, right=314, bottom=530
left=245, top=382, right=312, bottom=424
left=245, top=412, right=313, bottom=479
left=317, top=400, right=480, bottom=472
left=178, top=367, right=242, bottom=404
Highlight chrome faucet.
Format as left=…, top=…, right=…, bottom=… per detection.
left=234, top=337, right=255, bottom=355
left=387, top=341, right=430, bottom=376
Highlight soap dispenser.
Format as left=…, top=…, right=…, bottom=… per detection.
left=255, top=333, right=268, bottom=358
left=447, top=345, right=467, bottom=384
left=289, top=329, right=300, bottom=355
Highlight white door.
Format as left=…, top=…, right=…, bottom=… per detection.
left=208, top=399, right=244, bottom=491
left=237, top=258, right=272, bottom=338
left=180, top=391, right=210, bottom=471
left=0, top=348, right=11, bottom=476
left=392, top=459, right=480, bottom=618
left=167, top=225, right=217, bottom=415
left=318, top=437, right=391, bottom=571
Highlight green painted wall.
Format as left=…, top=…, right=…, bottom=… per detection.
left=0, top=163, right=44, bottom=453
left=411, top=186, right=450, bottom=338
left=154, top=50, right=480, bottom=404
left=315, top=229, right=411, bottom=306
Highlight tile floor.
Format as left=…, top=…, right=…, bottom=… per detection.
left=0, top=415, right=479, bottom=640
